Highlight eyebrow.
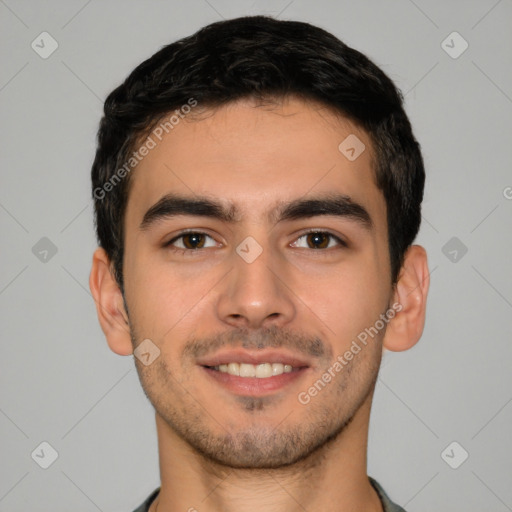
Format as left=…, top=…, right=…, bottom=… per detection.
left=139, top=192, right=373, bottom=231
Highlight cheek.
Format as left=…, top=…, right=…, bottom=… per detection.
left=326, top=280, right=385, bottom=344
left=302, top=254, right=390, bottom=348
left=125, top=251, right=223, bottom=340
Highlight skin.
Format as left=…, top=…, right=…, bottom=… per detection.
left=90, top=96, right=429, bottom=512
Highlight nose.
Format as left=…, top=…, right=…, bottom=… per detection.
left=215, top=238, right=296, bottom=330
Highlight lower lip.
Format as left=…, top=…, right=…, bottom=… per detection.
left=202, top=366, right=309, bottom=396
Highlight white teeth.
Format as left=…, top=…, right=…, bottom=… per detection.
left=239, top=363, right=256, bottom=377
left=272, top=363, right=284, bottom=376
left=227, top=362, right=240, bottom=376
left=213, top=362, right=297, bottom=378
left=255, top=363, right=272, bottom=378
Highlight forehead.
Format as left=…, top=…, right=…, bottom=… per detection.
left=125, top=96, right=385, bottom=229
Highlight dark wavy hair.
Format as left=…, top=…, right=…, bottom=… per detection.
left=91, top=15, right=425, bottom=293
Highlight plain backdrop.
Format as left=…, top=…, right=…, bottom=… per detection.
left=1, top=1, right=511, bottom=511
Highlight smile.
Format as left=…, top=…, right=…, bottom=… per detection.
left=207, top=362, right=297, bottom=378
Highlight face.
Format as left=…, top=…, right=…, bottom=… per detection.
left=122, top=96, right=393, bottom=469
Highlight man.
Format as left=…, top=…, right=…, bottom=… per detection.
left=89, top=15, right=429, bottom=512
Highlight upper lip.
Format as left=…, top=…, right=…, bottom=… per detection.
left=197, top=348, right=311, bottom=368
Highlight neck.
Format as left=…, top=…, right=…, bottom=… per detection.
left=150, top=392, right=383, bottom=512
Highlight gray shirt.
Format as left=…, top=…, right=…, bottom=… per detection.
left=132, top=477, right=407, bottom=511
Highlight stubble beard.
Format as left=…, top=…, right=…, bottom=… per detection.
left=132, top=328, right=382, bottom=471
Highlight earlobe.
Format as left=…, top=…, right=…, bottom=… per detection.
left=89, top=247, right=133, bottom=356
left=382, top=245, right=429, bottom=352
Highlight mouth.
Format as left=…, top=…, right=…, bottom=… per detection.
left=206, top=362, right=300, bottom=377
left=198, top=350, right=311, bottom=396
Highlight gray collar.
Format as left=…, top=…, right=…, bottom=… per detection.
left=369, top=477, right=408, bottom=512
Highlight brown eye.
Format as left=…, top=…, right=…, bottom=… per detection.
left=166, top=232, right=217, bottom=251
left=306, top=232, right=330, bottom=249
left=181, top=233, right=206, bottom=249
left=291, top=231, right=345, bottom=250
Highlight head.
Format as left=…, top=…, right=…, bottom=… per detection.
left=90, top=16, right=428, bottom=470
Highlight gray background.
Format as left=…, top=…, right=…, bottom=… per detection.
left=1, top=0, right=511, bottom=510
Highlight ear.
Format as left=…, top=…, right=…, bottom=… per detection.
left=89, top=247, right=133, bottom=356
left=382, top=245, right=429, bottom=352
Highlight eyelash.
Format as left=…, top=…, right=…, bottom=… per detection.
left=163, top=229, right=347, bottom=255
